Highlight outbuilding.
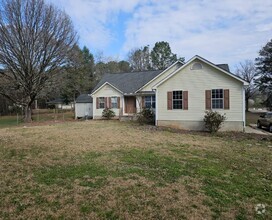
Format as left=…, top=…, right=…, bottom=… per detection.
left=75, top=94, right=93, bottom=119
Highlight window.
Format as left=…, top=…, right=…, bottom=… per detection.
left=98, top=97, right=105, bottom=109
left=191, top=62, right=203, bottom=70
left=173, top=91, right=182, bottom=109
left=212, top=89, right=223, bottom=109
left=145, top=95, right=156, bottom=109
left=111, top=97, right=118, bottom=108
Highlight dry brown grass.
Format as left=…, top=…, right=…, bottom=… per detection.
left=0, top=120, right=271, bottom=219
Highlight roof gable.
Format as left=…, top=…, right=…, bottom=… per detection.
left=153, top=55, right=249, bottom=88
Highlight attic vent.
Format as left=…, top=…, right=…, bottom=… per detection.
left=191, top=62, right=203, bottom=70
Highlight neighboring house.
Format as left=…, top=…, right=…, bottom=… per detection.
left=75, top=94, right=93, bottom=119
left=91, top=55, right=249, bottom=131
left=47, top=98, right=74, bottom=110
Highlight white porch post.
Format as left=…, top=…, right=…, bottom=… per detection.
left=155, top=89, right=158, bottom=126
left=122, top=96, right=125, bottom=115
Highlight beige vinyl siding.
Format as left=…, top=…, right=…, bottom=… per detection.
left=156, top=60, right=244, bottom=123
left=141, top=63, right=182, bottom=91
left=92, top=84, right=123, bottom=118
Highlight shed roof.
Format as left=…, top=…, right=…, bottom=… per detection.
left=76, top=94, right=93, bottom=103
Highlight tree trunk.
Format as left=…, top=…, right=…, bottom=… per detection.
left=24, top=106, right=32, bottom=123
left=245, top=98, right=249, bottom=112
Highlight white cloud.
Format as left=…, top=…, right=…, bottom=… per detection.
left=122, top=0, right=272, bottom=70
left=47, top=0, right=272, bottom=70
left=47, top=0, right=143, bottom=50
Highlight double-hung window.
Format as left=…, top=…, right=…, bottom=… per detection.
left=145, top=95, right=155, bottom=109
left=212, top=89, right=223, bottom=109
left=111, top=97, right=118, bottom=108
left=98, top=97, right=105, bottom=109
left=173, top=91, right=182, bottom=109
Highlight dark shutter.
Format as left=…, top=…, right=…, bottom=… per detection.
left=142, top=96, right=145, bottom=108
left=224, top=89, right=230, bottom=109
left=117, top=97, right=120, bottom=108
left=96, top=97, right=99, bottom=109
left=109, top=97, right=112, bottom=108
left=205, top=90, right=211, bottom=110
left=183, top=91, right=188, bottom=110
left=167, top=91, right=172, bottom=110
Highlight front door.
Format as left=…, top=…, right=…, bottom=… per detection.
left=125, top=96, right=136, bottom=114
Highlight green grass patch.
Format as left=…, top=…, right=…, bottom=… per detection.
left=35, top=152, right=108, bottom=187
left=180, top=150, right=272, bottom=217
left=0, top=116, right=20, bottom=128
left=110, top=147, right=272, bottom=218
left=113, top=149, right=185, bottom=184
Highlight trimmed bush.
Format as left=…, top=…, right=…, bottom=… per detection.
left=137, top=108, right=155, bottom=125
left=102, top=108, right=115, bottom=120
left=203, top=111, right=226, bottom=133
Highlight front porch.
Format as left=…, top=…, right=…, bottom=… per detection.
left=119, top=92, right=156, bottom=118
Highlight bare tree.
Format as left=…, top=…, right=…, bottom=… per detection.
left=128, top=46, right=151, bottom=71
left=0, top=0, right=77, bottom=122
left=235, top=60, right=258, bottom=111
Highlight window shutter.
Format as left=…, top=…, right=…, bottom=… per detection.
left=205, top=90, right=211, bottom=110
left=117, top=97, right=120, bottom=108
left=224, top=89, right=230, bottom=109
left=109, top=97, right=112, bottom=108
left=167, top=91, right=172, bottom=110
left=96, top=97, right=99, bottom=109
left=142, top=96, right=145, bottom=108
left=183, top=91, right=188, bottom=110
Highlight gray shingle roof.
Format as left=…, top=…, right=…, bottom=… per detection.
left=76, top=94, right=93, bottom=103
left=216, top=64, right=230, bottom=72
left=92, top=70, right=163, bottom=94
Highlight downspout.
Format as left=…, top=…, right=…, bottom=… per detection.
left=152, top=88, right=158, bottom=126
left=242, top=86, right=246, bottom=132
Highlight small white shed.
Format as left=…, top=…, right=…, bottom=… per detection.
left=75, top=94, right=93, bottom=119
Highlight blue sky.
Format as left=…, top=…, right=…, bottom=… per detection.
left=47, top=0, right=272, bottom=71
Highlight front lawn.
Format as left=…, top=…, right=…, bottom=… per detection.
left=0, top=121, right=271, bottom=219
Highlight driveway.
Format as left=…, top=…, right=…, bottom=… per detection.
left=245, top=124, right=272, bottom=135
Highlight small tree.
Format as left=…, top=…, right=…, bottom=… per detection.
left=102, top=108, right=115, bottom=120
left=137, top=108, right=155, bottom=125
left=203, top=111, right=226, bottom=133
left=128, top=46, right=151, bottom=71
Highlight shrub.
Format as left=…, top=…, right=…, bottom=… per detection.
left=137, top=108, right=155, bottom=125
left=102, top=108, right=115, bottom=120
left=203, top=111, right=226, bottom=133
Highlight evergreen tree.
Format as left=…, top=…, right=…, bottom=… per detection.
left=255, top=39, right=272, bottom=110
left=151, top=41, right=184, bottom=70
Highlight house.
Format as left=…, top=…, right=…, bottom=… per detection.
left=91, top=55, right=249, bottom=131
left=47, top=98, right=74, bottom=110
left=75, top=94, right=93, bottom=119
